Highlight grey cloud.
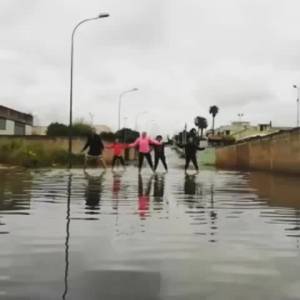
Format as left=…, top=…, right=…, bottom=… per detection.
left=1, top=0, right=300, bottom=132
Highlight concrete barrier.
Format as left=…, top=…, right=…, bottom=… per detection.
left=216, top=128, right=300, bottom=175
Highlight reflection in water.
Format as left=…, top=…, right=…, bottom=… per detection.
left=184, top=174, right=196, bottom=196
left=249, top=172, right=300, bottom=208
left=0, top=169, right=32, bottom=212
left=62, top=174, right=72, bottom=300
left=2, top=165, right=300, bottom=299
left=84, top=171, right=105, bottom=212
left=112, top=172, right=122, bottom=214
left=0, top=169, right=32, bottom=236
left=112, top=172, right=122, bottom=199
left=249, top=172, right=300, bottom=241
left=138, top=175, right=153, bottom=220
left=209, top=184, right=218, bottom=243
left=153, top=174, right=165, bottom=212
left=68, top=270, right=161, bottom=300
left=153, top=174, right=165, bottom=199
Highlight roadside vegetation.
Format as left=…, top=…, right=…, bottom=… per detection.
left=0, top=122, right=139, bottom=168
left=0, top=139, right=84, bottom=168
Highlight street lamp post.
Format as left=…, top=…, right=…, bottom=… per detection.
left=293, top=85, right=300, bottom=127
left=118, top=88, right=138, bottom=130
left=68, top=13, right=109, bottom=169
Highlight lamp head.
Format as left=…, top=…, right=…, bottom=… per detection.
left=293, top=84, right=298, bottom=88
left=98, top=13, right=110, bottom=18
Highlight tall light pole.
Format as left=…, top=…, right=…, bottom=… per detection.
left=293, top=85, right=300, bottom=127
left=118, top=88, right=138, bottom=130
left=68, top=13, right=109, bottom=169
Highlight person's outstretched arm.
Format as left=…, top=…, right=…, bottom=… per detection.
left=128, top=138, right=139, bottom=148
left=81, top=138, right=90, bottom=152
left=99, top=139, right=105, bottom=152
left=149, top=138, right=161, bottom=146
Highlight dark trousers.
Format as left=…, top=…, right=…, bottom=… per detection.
left=154, top=155, right=168, bottom=171
left=112, top=155, right=125, bottom=167
left=185, top=155, right=199, bottom=170
left=138, top=153, right=154, bottom=170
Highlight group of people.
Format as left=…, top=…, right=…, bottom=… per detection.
left=82, top=130, right=205, bottom=173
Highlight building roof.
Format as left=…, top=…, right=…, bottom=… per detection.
left=0, top=105, right=33, bottom=125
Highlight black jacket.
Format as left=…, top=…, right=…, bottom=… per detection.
left=82, top=134, right=104, bottom=156
left=179, top=142, right=204, bottom=157
left=153, top=140, right=172, bottom=158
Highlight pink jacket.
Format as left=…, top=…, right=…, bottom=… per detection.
left=129, top=136, right=160, bottom=153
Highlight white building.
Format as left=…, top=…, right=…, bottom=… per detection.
left=0, top=105, right=33, bottom=135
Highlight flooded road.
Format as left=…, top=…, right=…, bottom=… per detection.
left=1, top=150, right=300, bottom=299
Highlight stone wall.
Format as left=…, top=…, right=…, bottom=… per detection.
left=216, top=128, right=300, bottom=175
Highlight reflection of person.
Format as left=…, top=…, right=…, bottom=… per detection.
left=84, top=171, right=105, bottom=209
left=106, top=138, right=127, bottom=170
left=82, top=132, right=107, bottom=170
left=179, top=136, right=205, bottom=173
left=153, top=174, right=165, bottom=199
left=112, top=173, right=122, bottom=213
left=153, top=135, right=172, bottom=172
left=138, top=175, right=153, bottom=219
left=112, top=173, right=122, bottom=198
left=184, top=174, right=196, bottom=195
left=129, top=132, right=160, bottom=173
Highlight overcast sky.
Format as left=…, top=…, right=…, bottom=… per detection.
left=1, top=0, right=300, bottom=134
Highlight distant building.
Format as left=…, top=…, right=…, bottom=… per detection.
left=32, top=126, right=47, bottom=135
left=0, top=105, right=33, bottom=135
left=212, top=121, right=292, bottom=141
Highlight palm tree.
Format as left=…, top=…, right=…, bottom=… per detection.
left=209, top=105, right=219, bottom=134
left=194, top=116, right=208, bottom=139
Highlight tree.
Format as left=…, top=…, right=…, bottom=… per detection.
left=100, top=131, right=115, bottom=142
left=115, top=128, right=139, bottom=143
left=71, top=122, right=94, bottom=136
left=194, top=116, right=208, bottom=139
left=209, top=105, right=219, bottom=134
left=46, top=122, right=94, bottom=137
left=46, top=123, right=68, bottom=136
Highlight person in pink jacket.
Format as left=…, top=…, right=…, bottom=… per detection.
left=129, top=131, right=161, bottom=172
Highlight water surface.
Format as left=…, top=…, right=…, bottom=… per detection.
left=1, top=152, right=300, bottom=299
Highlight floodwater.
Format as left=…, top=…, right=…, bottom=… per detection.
left=1, top=150, right=300, bottom=300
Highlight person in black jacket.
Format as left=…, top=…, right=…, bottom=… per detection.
left=81, top=132, right=107, bottom=170
left=153, top=135, right=172, bottom=172
left=179, top=136, right=205, bottom=173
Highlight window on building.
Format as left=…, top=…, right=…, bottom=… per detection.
left=259, top=124, right=268, bottom=131
left=225, top=130, right=231, bottom=135
left=0, top=117, right=6, bottom=130
left=14, top=122, right=25, bottom=135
